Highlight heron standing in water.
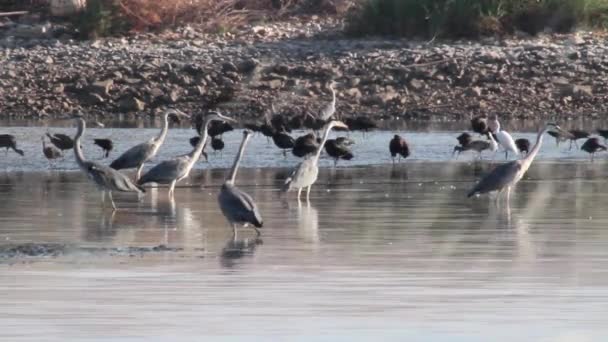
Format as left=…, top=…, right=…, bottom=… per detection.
left=110, top=109, right=189, bottom=180
left=467, top=123, right=564, bottom=203
left=283, top=120, right=349, bottom=202
left=138, top=112, right=235, bottom=198
left=71, top=116, right=144, bottom=210
left=218, top=130, right=263, bottom=237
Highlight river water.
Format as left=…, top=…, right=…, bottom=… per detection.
left=0, top=125, right=607, bottom=340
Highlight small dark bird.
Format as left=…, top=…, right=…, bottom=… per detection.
left=288, top=114, right=306, bottom=130
left=260, top=123, right=275, bottom=141
left=0, top=134, right=24, bottom=156
left=272, top=131, right=295, bottom=157
left=244, top=123, right=262, bottom=133
left=270, top=114, right=291, bottom=133
left=456, top=132, right=473, bottom=147
left=581, top=137, right=607, bottom=161
left=211, top=136, right=225, bottom=154
left=345, top=116, right=377, bottom=133
left=471, top=115, right=488, bottom=135
left=46, top=132, right=74, bottom=151
left=304, top=113, right=326, bottom=132
left=42, top=137, right=62, bottom=164
left=207, top=121, right=234, bottom=138
left=325, top=138, right=354, bottom=166
left=568, top=129, right=590, bottom=149
left=389, top=134, right=410, bottom=163
left=515, top=138, right=531, bottom=155
left=292, top=133, right=319, bottom=158
left=93, top=138, right=113, bottom=158
left=597, top=129, right=608, bottom=142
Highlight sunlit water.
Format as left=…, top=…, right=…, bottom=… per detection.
left=1, top=161, right=608, bottom=340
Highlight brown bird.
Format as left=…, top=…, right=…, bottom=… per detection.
left=581, top=137, right=607, bottom=161
left=389, top=134, right=410, bottom=163
left=0, top=134, right=24, bottom=156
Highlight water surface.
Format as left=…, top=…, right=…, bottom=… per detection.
left=1, top=163, right=608, bottom=340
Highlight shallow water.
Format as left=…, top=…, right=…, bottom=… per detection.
left=0, top=125, right=604, bottom=173
left=1, top=163, right=608, bottom=340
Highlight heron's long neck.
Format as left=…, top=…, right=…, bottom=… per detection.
left=73, top=120, right=87, bottom=168
left=522, top=128, right=547, bottom=168
left=330, top=88, right=336, bottom=106
left=226, top=135, right=251, bottom=185
left=188, top=119, right=211, bottom=161
left=313, top=124, right=334, bottom=162
left=155, top=113, right=170, bottom=144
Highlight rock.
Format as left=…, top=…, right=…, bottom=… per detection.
left=7, top=24, right=51, bottom=39
left=344, top=88, right=362, bottom=99
left=119, top=96, right=145, bottom=112
left=78, top=92, right=104, bottom=105
left=466, top=86, right=483, bottom=97
left=408, top=78, right=424, bottom=90
left=238, top=58, right=258, bottom=74
left=259, top=79, right=282, bottom=90
left=560, top=84, right=593, bottom=99
left=89, top=79, right=113, bottom=97
left=222, top=62, right=238, bottom=73
left=53, top=83, right=65, bottom=94
left=45, top=56, right=54, bottom=64
left=165, top=90, right=180, bottom=104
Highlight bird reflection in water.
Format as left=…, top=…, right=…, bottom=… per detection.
left=390, top=165, right=408, bottom=181
left=297, top=202, right=319, bottom=246
left=84, top=210, right=117, bottom=242
left=220, top=236, right=263, bottom=268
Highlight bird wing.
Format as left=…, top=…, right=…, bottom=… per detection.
left=87, top=162, right=144, bottom=193
left=138, top=157, right=189, bottom=185
left=219, top=184, right=263, bottom=227
left=284, top=159, right=317, bottom=190
left=468, top=161, right=522, bottom=197
left=110, top=142, right=154, bottom=170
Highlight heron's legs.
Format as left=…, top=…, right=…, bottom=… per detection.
left=135, top=164, right=144, bottom=181
left=108, top=191, right=117, bottom=211
left=101, top=191, right=106, bottom=208
left=253, top=226, right=261, bottom=237
left=168, top=180, right=177, bottom=198
left=297, top=187, right=302, bottom=201
left=306, top=186, right=311, bottom=202
left=506, top=186, right=511, bottom=203
left=505, top=151, right=508, bottom=160
left=232, top=224, right=238, bottom=239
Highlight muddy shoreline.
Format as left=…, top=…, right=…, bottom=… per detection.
left=2, top=19, right=608, bottom=124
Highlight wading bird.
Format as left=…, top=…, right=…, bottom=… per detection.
left=488, top=116, right=518, bottom=159
left=46, top=132, right=74, bottom=152
left=283, top=120, right=349, bottom=201
left=345, top=116, right=377, bottom=134
left=211, top=137, right=225, bottom=155
left=138, top=112, right=234, bottom=198
left=319, top=81, right=337, bottom=121
left=548, top=129, right=589, bottom=150
left=581, top=137, right=607, bottom=161
left=515, top=138, right=531, bottom=155
left=389, top=134, right=410, bottom=163
left=71, top=117, right=144, bottom=210
left=325, top=137, right=354, bottom=167
left=292, top=132, right=319, bottom=158
left=218, top=130, right=263, bottom=237
left=467, top=123, right=564, bottom=202
left=597, top=129, right=608, bottom=142
left=0, top=134, right=24, bottom=156
left=567, top=129, right=590, bottom=149
left=272, top=130, right=295, bottom=157
left=110, top=109, right=189, bottom=181
left=93, top=138, right=113, bottom=158
left=42, top=136, right=62, bottom=165
left=456, top=132, right=473, bottom=147
left=453, top=133, right=496, bottom=159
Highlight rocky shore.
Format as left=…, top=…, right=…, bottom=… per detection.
left=1, top=16, right=607, bottom=124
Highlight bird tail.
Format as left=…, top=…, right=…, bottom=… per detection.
left=282, top=178, right=292, bottom=192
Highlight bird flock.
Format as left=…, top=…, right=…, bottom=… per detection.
left=1, top=95, right=606, bottom=237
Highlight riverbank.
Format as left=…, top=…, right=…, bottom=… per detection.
left=1, top=18, right=607, bottom=124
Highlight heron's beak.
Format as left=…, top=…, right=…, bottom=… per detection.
left=216, top=113, right=237, bottom=123
left=93, top=121, right=105, bottom=128
left=175, top=109, right=191, bottom=119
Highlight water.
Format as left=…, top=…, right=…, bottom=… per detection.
left=0, top=126, right=602, bottom=173
left=1, top=160, right=608, bottom=340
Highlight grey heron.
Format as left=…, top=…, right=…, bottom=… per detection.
left=488, top=116, right=518, bottom=159
left=218, top=130, right=263, bottom=237
left=283, top=120, right=349, bottom=201
left=319, top=82, right=336, bottom=121
left=467, top=122, right=564, bottom=202
left=0, top=134, right=24, bottom=156
left=138, top=112, right=235, bottom=198
left=110, top=109, right=189, bottom=180
left=42, top=136, right=62, bottom=165
left=581, top=137, right=607, bottom=161
left=72, top=117, right=144, bottom=210
left=389, top=134, right=410, bottom=163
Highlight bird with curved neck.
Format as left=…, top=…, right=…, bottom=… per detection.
left=488, top=116, right=518, bottom=160
left=138, top=112, right=235, bottom=198
left=319, top=82, right=337, bottom=121
left=218, top=130, right=263, bottom=237
left=283, top=120, right=349, bottom=202
left=72, top=117, right=144, bottom=210
left=467, top=122, right=565, bottom=203
left=110, top=109, right=189, bottom=181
